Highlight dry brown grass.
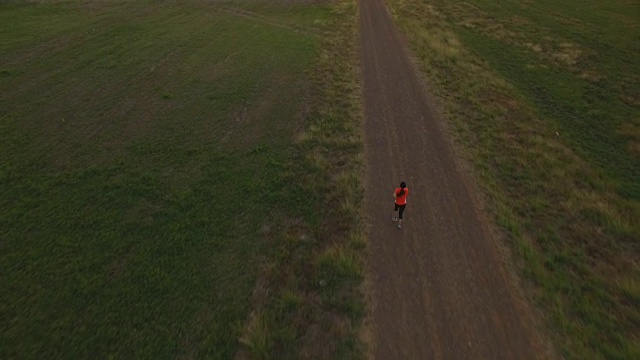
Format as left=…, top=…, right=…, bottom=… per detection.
left=619, top=118, right=640, bottom=155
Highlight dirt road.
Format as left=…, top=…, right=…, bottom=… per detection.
left=360, top=0, right=545, bottom=358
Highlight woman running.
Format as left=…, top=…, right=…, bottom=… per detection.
left=392, top=181, right=409, bottom=229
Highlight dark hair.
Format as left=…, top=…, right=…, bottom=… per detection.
left=397, top=181, right=406, bottom=196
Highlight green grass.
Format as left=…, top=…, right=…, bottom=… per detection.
left=233, top=1, right=366, bottom=358
left=454, top=0, right=640, bottom=200
left=388, top=0, right=639, bottom=358
left=0, top=1, right=366, bottom=359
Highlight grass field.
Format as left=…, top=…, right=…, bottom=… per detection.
left=0, top=1, right=364, bottom=359
left=387, top=0, right=639, bottom=358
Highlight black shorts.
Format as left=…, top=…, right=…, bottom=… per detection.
left=394, top=203, right=406, bottom=219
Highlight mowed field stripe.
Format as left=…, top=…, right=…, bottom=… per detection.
left=0, top=1, right=335, bottom=358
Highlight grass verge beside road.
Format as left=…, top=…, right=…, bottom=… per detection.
left=236, top=1, right=366, bottom=358
left=387, top=0, right=640, bottom=358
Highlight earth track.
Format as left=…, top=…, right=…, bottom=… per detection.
left=359, top=0, right=546, bottom=358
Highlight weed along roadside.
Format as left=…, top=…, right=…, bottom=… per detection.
left=387, top=0, right=640, bottom=358
left=0, top=1, right=365, bottom=359
left=235, top=0, right=367, bottom=358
